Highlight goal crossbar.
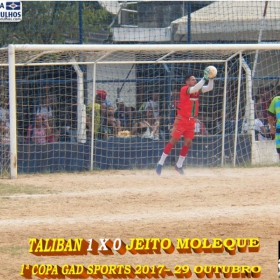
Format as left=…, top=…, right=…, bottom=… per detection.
left=4, top=44, right=280, bottom=67
left=9, top=43, right=280, bottom=52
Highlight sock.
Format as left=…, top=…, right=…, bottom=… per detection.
left=158, top=143, right=174, bottom=166
left=176, top=155, right=185, bottom=168
left=180, top=145, right=189, bottom=157
left=176, top=146, right=189, bottom=168
left=163, top=142, right=174, bottom=155
left=158, top=153, right=168, bottom=165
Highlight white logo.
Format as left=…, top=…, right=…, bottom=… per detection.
left=0, top=1, right=22, bottom=22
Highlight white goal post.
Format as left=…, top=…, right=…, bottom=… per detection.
left=2, top=43, right=280, bottom=178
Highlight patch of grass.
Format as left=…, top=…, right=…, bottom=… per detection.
left=41, top=168, right=51, bottom=174
left=0, top=169, right=10, bottom=178
left=0, top=182, right=55, bottom=196
left=0, top=245, right=24, bottom=257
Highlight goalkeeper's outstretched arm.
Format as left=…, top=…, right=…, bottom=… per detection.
left=188, top=78, right=214, bottom=94
left=188, top=68, right=214, bottom=94
left=201, top=79, right=214, bottom=93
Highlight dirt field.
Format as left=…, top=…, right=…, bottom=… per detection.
left=0, top=166, right=279, bottom=279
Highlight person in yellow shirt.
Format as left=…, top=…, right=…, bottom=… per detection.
left=86, top=90, right=108, bottom=138
left=86, top=102, right=101, bottom=137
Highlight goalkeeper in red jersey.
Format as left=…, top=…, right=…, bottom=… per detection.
left=156, top=69, right=214, bottom=175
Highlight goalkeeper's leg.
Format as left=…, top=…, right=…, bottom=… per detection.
left=175, top=138, right=192, bottom=175
left=156, top=137, right=179, bottom=175
left=156, top=115, right=193, bottom=175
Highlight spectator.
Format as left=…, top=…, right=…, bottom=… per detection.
left=195, top=118, right=209, bottom=135
left=145, top=92, right=159, bottom=118
left=97, top=89, right=111, bottom=107
left=100, top=102, right=108, bottom=119
left=58, top=119, right=72, bottom=142
left=58, top=110, right=79, bottom=143
left=254, top=114, right=271, bottom=141
left=114, top=97, right=128, bottom=127
left=35, top=94, right=53, bottom=119
left=46, top=118, right=60, bottom=143
left=0, top=95, right=9, bottom=127
left=124, top=106, right=137, bottom=132
left=99, top=106, right=121, bottom=139
left=146, top=106, right=161, bottom=139
left=169, top=85, right=181, bottom=123
left=86, top=90, right=108, bottom=138
left=214, top=111, right=229, bottom=135
left=131, top=109, right=160, bottom=139
left=214, top=110, right=244, bottom=135
left=0, top=119, right=10, bottom=145
left=172, top=86, right=181, bottom=110
left=224, top=113, right=243, bottom=134
left=254, top=87, right=263, bottom=114
left=26, top=114, right=51, bottom=144
left=260, top=86, right=273, bottom=124
left=86, top=102, right=100, bottom=138
left=131, top=112, right=153, bottom=139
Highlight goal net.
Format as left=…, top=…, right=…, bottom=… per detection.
left=1, top=44, right=280, bottom=178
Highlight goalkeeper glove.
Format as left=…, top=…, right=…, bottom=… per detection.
left=203, top=67, right=210, bottom=80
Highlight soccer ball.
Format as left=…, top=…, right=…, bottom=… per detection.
left=206, top=65, right=217, bottom=79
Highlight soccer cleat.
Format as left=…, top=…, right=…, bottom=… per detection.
left=156, top=164, right=163, bottom=175
left=175, top=165, right=185, bottom=175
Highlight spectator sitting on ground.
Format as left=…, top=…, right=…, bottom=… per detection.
left=98, top=105, right=121, bottom=139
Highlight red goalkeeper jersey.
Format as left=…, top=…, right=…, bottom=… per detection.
left=177, top=85, right=200, bottom=118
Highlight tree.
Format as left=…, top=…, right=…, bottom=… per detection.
left=0, top=1, right=112, bottom=46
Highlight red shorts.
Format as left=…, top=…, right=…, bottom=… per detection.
left=171, top=115, right=196, bottom=139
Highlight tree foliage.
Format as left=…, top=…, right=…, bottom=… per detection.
left=0, top=1, right=112, bottom=46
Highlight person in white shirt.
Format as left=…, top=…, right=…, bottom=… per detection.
left=36, top=95, right=53, bottom=119
left=144, top=92, right=159, bottom=119
left=254, top=113, right=271, bottom=141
